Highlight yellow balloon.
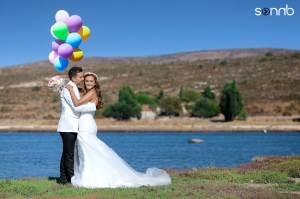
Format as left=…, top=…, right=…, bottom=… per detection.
left=77, top=26, right=90, bottom=41
left=69, top=48, right=84, bottom=62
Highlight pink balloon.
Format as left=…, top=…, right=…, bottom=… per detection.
left=55, top=10, right=69, bottom=24
left=50, top=26, right=58, bottom=39
left=58, top=43, right=73, bottom=58
left=49, top=51, right=58, bottom=63
left=67, top=15, right=82, bottom=32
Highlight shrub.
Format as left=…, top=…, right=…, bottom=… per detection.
left=259, top=58, right=267, bottom=62
left=180, top=88, right=201, bottom=103
left=52, top=96, right=59, bottom=103
left=159, top=96, right=182, bottom=116
left=31, top=86, right=41, bottom=91
left=0, top=106, right=12, bottom=113
left=102, top=102, right=133, bottom=120
left=43, top=114, right=54, bottom=119
left=198, top=64, right=203, bottom=69
left=266, top=52, right=273, bottom=57
left=192, top=97, right=220, bottom=118
left=201, top=86, right=216, bottom=100
left=136, top=93, right=156, bottom=109
left=184, top=104, right=194, bottom=111
left=220, top=59, right=227, bottom=65
left=292, top=53, right=300, bottom=59
left=236, top=110, right=247, bottom=120
left=102, top=86, right=141, bottom=120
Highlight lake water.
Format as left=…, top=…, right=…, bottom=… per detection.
left=0, top=132, right=299, bottom=179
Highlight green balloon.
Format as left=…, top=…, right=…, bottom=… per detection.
left=52, top=22, right=68, bottom=40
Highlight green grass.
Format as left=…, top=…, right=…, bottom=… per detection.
left=1, top=156, right=300, bottom=199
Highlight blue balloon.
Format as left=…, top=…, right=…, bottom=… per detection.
left=65, top=32, right=82, bottom=48
left=53, top=56, right=68, bottom=71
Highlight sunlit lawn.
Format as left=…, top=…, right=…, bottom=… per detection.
left=1, top=156, right=300, bottom=199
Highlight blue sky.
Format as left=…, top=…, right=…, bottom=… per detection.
left=0, top=0, right=299, bottom=68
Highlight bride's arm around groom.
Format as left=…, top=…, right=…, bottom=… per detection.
left=57, top=81, right=96, bottom=132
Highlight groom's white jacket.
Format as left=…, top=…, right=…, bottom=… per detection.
left=57, top=81, right=96, bottom=133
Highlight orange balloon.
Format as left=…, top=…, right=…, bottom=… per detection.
left=69, top=48, right=84, bottom=62
left=77, top=26, right=90, bottom=41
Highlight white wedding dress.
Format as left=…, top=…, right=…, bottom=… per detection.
left=71, top=111, right=171, bottom=188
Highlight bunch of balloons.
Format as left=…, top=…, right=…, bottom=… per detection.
left=49, top=10, right=91, bottom=71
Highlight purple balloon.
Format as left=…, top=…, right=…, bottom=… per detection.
left=57, top=43, right=73, bottom=58
left=67, top=15, right=82, bottom=32
left=52, top=39, right=65, bottom=53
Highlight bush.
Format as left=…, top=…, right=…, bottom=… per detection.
left=0, top=106, right=12, bottom=113
left=192, top=97, right=220, bottom=118
left=43, top=114, right=54, bottom=119
left=292, top=53, right=300, bottom=59
left=266, top=52, right=273, bottom=57
left=236, top=110, right=247, bottom=120
left=201, top=86, right=216, bottom=100
left=220, top=59, right=227, bottom=65
left=159, top=97, right=182, bottom=116
left=102, top=86, right=141, bottom=120
left=181, top=89, right=201, bottom=103
left=136, top=94, right=155, bottom=105
left=102, top=102, right=133, bottom=120
left=259, top=58, right=267, bottom=62
left=184, top=104, right=194, bottom=111
left=31, top=86, right=41, bottom=91
left=52, top=96, right=59, bottom=103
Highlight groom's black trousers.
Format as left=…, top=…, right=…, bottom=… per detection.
left=59, top=132, right=77, bottom=183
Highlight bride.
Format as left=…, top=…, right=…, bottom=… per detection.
left=65, top=72, right=171, bottom=188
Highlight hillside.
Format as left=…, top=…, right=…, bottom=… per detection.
left=1, top=48, right=300, bottom=120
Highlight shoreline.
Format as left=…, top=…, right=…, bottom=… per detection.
left=1, top=116, right=300, bottom=133
left=0, top=124, right=300, bottom=132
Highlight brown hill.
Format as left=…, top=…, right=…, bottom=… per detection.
left=0, top=48, right=300, bottom=120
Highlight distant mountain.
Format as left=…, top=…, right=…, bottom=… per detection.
left=3, top=48, right=300, bottom=68
left=1, top=48, right=300, bottom=119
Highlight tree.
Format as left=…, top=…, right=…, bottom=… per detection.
left=219, top=80, right=243, bottom=121
left=103, top=86, right=141, bottom=120
left=179, top=86, right=184, bottom=100
left=192, top=97, right=220, bottom=118
left=159, top=96, right=182, bottom=116
left=136, top=93, right=156, bottom=109
left=180, top=88, right=201, bottom=103
left=201, top=86, right=216, bottom=100
left=155, top=89, right=164, bottom=103
left=102, top=102, right=133, bottom=120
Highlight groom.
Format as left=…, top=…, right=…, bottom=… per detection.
left=57, top=66, right=97, bottom=184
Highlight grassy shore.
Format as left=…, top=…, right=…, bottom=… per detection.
left=1, top=156, right=300, bottom=199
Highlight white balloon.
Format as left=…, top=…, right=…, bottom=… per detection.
left=55, top=10, right=69, bottom=24
left=49, top=51, right=58, bottom=64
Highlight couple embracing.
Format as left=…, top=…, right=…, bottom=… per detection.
left=56, top=66, right=171, bottom=188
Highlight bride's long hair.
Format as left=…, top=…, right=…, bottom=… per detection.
left=80, top=73, right=104, bottom=110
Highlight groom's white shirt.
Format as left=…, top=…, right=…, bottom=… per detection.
left=57, top=81, right=96, bottom=133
